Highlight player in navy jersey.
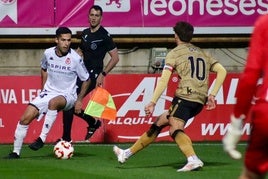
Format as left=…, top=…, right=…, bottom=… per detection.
left=5, top=27, right=90, bottom=159
left=223, top=14, right=268, bottom=179
left=58, top=5, right=119, bottom=142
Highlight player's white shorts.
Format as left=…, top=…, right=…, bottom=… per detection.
left=30, top=90, right=77, bottom=121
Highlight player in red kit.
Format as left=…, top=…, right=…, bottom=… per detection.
left=223, top=14, right=268, bottom=179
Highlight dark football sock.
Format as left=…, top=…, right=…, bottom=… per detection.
left=62, top=108, right=74, bottom=141
left=75, top=109, right=97, bottom=127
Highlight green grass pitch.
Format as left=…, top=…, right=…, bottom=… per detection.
left=0, top=143, right=246, bottom=179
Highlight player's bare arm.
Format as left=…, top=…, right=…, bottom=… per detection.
left=96, top=48, right=119, bottom=87
left=105, top=48, right=120, bottom=72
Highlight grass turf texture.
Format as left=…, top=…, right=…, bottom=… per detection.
left=0, top=143, right=245, bottom=179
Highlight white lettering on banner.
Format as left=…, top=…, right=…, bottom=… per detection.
left=0, top=89, right=17, bottom=104
left=208, top=78, right=238, bottom=104
left=143, top=0, right=268, bottom=16
left=0, top=118, right=4, bottom=127
left=225, top=78, right=238, bottom=104
left=111, top=76, right=246, bottom=140
left=117, top=77, right=171, bottom=117
left=201, top=123, right=251, bottom=136
left=21, top=89, right=41, bottom=104
left=108, top=117, right=154, bottom=125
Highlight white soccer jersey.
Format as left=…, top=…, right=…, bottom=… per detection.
left=40, top=47, right=89, bottom=95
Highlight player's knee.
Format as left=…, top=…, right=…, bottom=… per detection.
left=146, top=124, right=163, bottom=137
left=48, top=100, right=57, bottom=110
left=171, top=129, right=184, bottom=139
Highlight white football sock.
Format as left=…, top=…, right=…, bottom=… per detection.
left=187, top=155, right=199, bottom=162
left=125, top=149, right=133, bottom=158
left=13, top=122, right=29, bottom=155
left=40, top=109, right=57, bottom=142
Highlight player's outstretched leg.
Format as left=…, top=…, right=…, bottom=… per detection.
left=172, top=129, right=204, bottom=172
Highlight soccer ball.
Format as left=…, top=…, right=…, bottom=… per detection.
left=53, top=140, right=74, bottom=159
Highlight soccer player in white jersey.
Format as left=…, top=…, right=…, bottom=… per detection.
left=5, top=27, right=90, bottom=159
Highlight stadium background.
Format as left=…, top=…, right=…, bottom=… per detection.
left=0, top=0, right=266, bottom=144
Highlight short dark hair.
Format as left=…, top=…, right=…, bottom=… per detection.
left=173, top=21, right=194, bottom=42
left=56, top=27, right=72, bottom=37
left=89, top=5, right=103, bottom=16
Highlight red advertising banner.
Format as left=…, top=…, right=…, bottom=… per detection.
left=0, top=74, right=250, bottom=144
left=0, top=0, right=267, bottom=34
left=0, top=76, right=103, bottom=144
left=104, top=73, right=250, bottom=143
